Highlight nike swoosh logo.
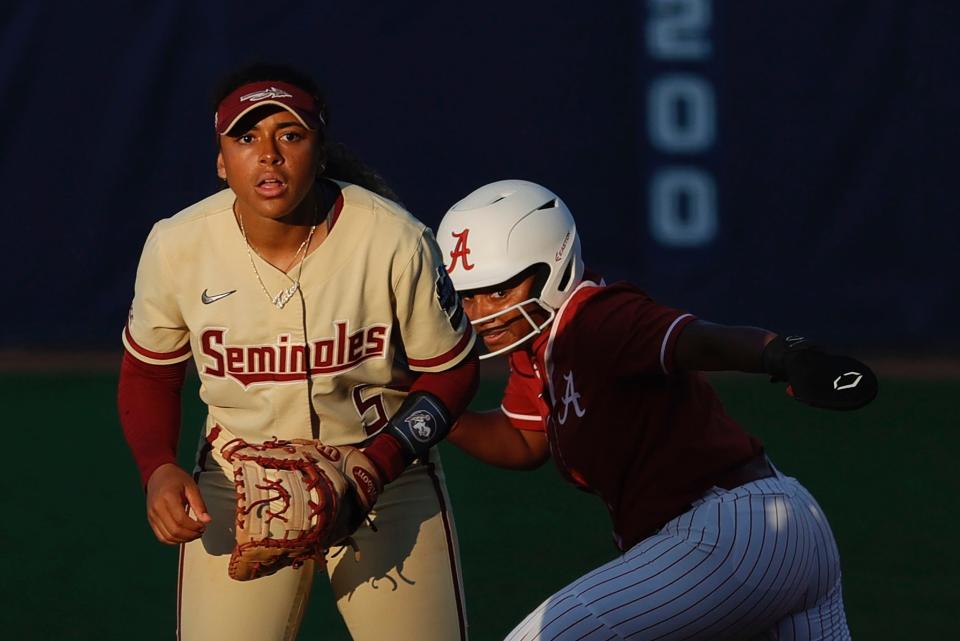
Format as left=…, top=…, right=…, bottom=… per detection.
left=201, top=288, right=237, bottom=304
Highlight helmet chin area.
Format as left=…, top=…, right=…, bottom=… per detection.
left=470, top=298, right=556, bottom=360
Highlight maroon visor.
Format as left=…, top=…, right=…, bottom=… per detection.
left=215, top=80, right=324, bottom=135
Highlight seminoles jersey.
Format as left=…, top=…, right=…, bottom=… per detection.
left=123, top=181, right=475, bottom=447
left=501, top=279, right=762, bottom=550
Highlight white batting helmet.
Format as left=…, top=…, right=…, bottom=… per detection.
left=437, top=180, right=584, bottom=357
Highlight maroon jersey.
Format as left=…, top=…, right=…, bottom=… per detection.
left=501, top=279, right=762, bottom=550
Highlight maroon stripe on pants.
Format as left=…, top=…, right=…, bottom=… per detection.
left=177, top=441, right=211, bottom=641
left=176, top=543, right=185, bottom=641
left=426, top=460, right=468, bottom=641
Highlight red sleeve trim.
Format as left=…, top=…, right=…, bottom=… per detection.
left=328, top=190, right=345, bottom=229
left=118, top=350, right=186, bottom=487
left=410, top=349, right=479, bottom=418
left=500, top=405, right=547, bottom=432
left=407, top=327, right=475, bottom=369
left=124, top=324, right=191, bottom=361
left=500, top=406, right=544, bottom=422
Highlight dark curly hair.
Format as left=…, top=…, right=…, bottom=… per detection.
left=212, top=62, right=401, bottom=204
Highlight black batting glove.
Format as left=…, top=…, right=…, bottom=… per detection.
left=760, top=335, right=878, bottom=410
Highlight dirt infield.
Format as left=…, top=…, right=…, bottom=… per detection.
left=2, top=350, right=959, bottom=379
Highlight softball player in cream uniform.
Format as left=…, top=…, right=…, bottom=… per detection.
left=119, top=65, right=475, bottom=641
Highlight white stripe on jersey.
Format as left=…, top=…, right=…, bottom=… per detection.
left=500, top=405, right=542, bottom=423
left=659, top=313, right=693, bottom=375
left=543, top=280, right=601, bottom=414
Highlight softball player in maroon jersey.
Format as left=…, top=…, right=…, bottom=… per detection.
left=438, top=180, right=875, bottom=640
left=117, top=63, right=478, bottom=640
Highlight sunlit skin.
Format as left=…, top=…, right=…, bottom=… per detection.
left=216, top=107, right=325, bottom=266
left=461, top=271, right=552, bottom=355
left=448, top=269, right=554, bottom=470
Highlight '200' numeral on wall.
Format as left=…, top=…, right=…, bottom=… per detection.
left=646, top=0, right=717, bottom=248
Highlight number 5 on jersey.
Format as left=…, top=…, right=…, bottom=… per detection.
left=352, top=384, right=389, bottom=435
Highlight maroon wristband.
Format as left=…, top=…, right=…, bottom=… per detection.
left=362, top=432, right=408, bottom=483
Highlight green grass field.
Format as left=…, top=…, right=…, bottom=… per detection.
left=3, top=371, right=956, bottom=640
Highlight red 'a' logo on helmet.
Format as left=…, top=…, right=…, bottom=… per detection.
left=447, top=229, right=475, bottom=273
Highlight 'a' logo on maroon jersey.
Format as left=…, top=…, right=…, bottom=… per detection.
left=446, top=229, right=475, bottom=273
left=557, top=370, right=586, bottom=425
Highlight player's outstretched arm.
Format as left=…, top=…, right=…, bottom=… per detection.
left=145, top=463, right=212, bottom=545
left=673, top=320, right=775, bottom=373
left=446, top=410, right=550, bottom=470
left=674, top=320, right=877, bottom=410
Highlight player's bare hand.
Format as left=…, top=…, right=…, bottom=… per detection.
left=145, top=463, right=213, bottom=545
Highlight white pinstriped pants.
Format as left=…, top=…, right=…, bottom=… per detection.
left=506, top=466, right=851, bottom=641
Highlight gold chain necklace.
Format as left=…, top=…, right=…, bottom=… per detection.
left=236, top=204, right=319, bottom=309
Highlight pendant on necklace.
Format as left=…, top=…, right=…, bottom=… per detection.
left=272, top=282, right=300, bottom=309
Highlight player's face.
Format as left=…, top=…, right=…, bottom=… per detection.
left=461, top=272, right=550, bottom=354
left=216, top=108, right=322, bottom=221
